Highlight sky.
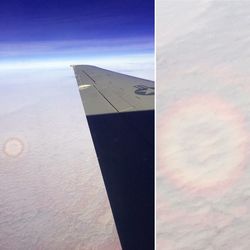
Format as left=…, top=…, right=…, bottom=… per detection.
left=0, top=0, right=154, bottom=79
left=0, top=1, right=159, bottom=247
left=0, top=2, right=154, bottom=248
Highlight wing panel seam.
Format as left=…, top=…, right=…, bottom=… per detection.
left=81, top=69, right=120, bottom=113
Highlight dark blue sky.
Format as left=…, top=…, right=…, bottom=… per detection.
left=0, top=0, right=154, bottom=79
left=0, top=0, right=154, bottom=42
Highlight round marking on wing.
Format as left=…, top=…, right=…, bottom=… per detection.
left=134, top=85, right=154, bottom=95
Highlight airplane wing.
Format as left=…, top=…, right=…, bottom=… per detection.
left=73, top=65, right=154, bottom=250
left=73, top=65, right=154, bottom=115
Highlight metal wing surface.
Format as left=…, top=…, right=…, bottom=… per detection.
left=73, top=65, right=154, bottom=115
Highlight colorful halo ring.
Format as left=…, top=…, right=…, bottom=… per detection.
left=3, top=137, right=25, bottom=158
left=157, top=94, right=249, bottom=195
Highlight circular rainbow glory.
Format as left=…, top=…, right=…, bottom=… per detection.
left=158, top=94, right=248, bottom=194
